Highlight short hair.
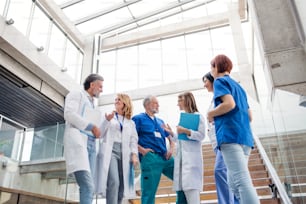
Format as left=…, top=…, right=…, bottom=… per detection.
left=83, top=74, right=104, bottom=90
left=202, top=72, right=214, bottom=83
left=178, top=92, right=199, bottom=113
left=211, top=54, right=233, bottom=73
left=143, top=95, right=154, bottom=108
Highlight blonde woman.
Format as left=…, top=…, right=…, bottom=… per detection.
left=95, top=93, right=138, bottom=204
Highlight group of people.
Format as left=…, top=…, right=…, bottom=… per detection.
left=63, top=54, right=260, bottom=204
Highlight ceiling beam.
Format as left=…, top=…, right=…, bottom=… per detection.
left=74, top=0, right=142, bottom=25
left=95, top=0, right=199, bottom=36
left=37, top=0, right=85, bottom=49
left=101, top=12, right=229, bottom=51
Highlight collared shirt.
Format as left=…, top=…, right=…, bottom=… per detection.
left=113, top=113, right=124, bottom=143
left=132, top=113, right=169, bottom=160
left=213, top=75, right=253, bottom=148
left=82, top=90, right=96, bottom=138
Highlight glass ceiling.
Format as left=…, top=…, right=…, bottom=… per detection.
left=53, top=0, right=233, bottom=37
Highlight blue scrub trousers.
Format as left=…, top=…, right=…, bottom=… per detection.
left=140, top=152, right=187, bottom=204
left=220, top=144, right=260, bottom=204
left=214, top=148, right=239, bottom=204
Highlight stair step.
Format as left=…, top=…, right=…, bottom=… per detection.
left=129, top=195, right=279, bottom=204
left=130, top=143, right=274, bottom=203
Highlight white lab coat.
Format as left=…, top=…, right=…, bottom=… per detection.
left=173, top=113, right=206, bottom=191
left=63, top=90, right=99, bottom=175
left=95, top=116, right=138, bottom=198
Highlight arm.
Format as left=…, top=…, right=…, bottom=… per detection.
left=165, top=135, right=175, bottom=160
left=207, top=94, right=235, bottom=122
left=65, top=91, right=101, bottom=138
left=248, top=109, right=253, bottom=122
left=138, top=144, right=153, bottom=156
left=64, top=91, right=87, bottom=129
left=130, top=121, right=139, bottom=167
left=187, top=114, right=206, bottom=141
left=99, top=111, right=115, bottom=138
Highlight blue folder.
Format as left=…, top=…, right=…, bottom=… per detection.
left=178, top=112, right=200, bottom=140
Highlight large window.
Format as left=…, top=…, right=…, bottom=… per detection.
left=29, top=5, right=51, bottom=50
left=48, top=24, right=67, bottom=67
left=64, top=40, right=83, bottom=83
left=98, top=25, right=239, bottom=93
left=1, top=0, right=84, bottom=84
left=6, top=0, right=32, bottom=36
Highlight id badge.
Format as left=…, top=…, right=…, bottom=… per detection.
left=154, top=131, right=161, bottom=138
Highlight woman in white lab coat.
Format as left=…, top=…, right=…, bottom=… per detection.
left=164, top=91, right=205, bottom=204
left=95, top=93, right=138, bottom=204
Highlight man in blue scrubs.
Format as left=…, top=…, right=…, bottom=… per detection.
left=132, top=95, right=186, bottom=204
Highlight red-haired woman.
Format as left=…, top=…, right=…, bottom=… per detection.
left=207, top=54, right=259, bottom=204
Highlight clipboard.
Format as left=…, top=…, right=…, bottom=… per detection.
left=178, top=112, right=199, bottom=140
left=81, top=105, right=102, bottom=137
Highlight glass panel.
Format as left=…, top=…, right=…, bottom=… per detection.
left=99, top=51, right=117, bottom=94
left=205, top=0, right=230, bottom=15
left=77, top=52, right=84, bottom=84
left=116, top=46, right=138, bottom=92
left=76, top=7, right=132, bottom=35
left=0, top=130, right=15, bottom=158
left=161, top=36, right=188, bottom=83
left=128, top=0, right=177, bottom=18
left=181, top=2, right=208, bottom=20
left=29, top=5, right=51, bottom=49
left=160, top=10, right=183, bottom=26
left=48, top=24, right=66, bottom=67
left=64, top=40, right=82, bottom=82
left=138, top=41, right=163, bottom=88
left=0, top=118, right=24, bottom=161
left=258, top=90, right=306, bottom=203
left=29, top=123, right=65, bottom=161
left=0, top=0, right=6, bottom=16
left=6, top=0, right=32, bottom=36
left=210, top=26, right=238, bottom=72
left=61, top=0, right=122, bottom=22
left=185, top=30, right=213, bottom=79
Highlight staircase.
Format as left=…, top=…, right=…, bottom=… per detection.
left=129, top=143, right=280, bottom=204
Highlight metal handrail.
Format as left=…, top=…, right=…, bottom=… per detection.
left=253, top=134, right=292, bottom=204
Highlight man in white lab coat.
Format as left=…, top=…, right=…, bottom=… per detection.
left=63, top=74, right=104, bottom=204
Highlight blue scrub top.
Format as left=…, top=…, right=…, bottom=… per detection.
left=132, top=113, right=169, bottom=160
left=213, top=75, right=254, bottom=148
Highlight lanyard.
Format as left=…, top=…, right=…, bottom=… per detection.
left=115, top=112, right=124, bottom=132
left=145, top=113, right=160, bottom=132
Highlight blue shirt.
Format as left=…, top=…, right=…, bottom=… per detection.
left=213, top=75, right=253, bottom=148
left=132, top=113, right=169, bottom=160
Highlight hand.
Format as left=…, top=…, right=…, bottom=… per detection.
left=105, top=111, right=115, bottom=121
left=162, top=123, right=174, bottom=136
left=141, top=148, right=154, bottom=156
left=165, top=150, right=172, bottom=160
left=176, top=125, right=185, bottom=134
left=207, top=111, right=214, bottom=123
left=131, top=154, right=139, bottom=167
left=92, top=125, right=101, bottom=138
